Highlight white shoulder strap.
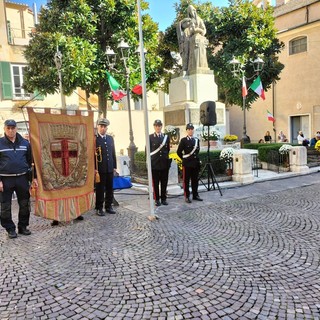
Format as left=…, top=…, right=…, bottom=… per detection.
left=183, top=138, right=199, bottom=158
left=150, top=135, right=168, bottom=156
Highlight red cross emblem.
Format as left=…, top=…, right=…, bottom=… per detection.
left=51, top=139, right=78, bottom=176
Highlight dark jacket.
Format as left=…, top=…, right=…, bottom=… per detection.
left=177, top=136, right=200, bottom=168
left=149, top=133, right=170, bottom=170
left=95, top=134, right=117, bottom=174
left=0, top=133, right=32, bottom=179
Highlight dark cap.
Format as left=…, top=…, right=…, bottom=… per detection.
left=186, top=123, right=194, bottom=130
left=4, top=119, right=17, bottom=127
left=97, top=118, right=110, bottom=126
left=153, top=119, right=163, bottom=126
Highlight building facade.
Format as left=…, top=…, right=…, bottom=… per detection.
left=0, top=0, right=165, bottom=153
left=229, top=0, right=320, bottom=144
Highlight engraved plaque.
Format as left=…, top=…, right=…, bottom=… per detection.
left=164, top=110, right=185, bottom=126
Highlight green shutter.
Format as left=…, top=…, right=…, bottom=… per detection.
left=0, top=61, right=13, bottom=100
left=33, top=90, right=44, bottom=101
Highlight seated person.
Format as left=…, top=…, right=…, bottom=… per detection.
left=264, top=131, right=272, bottom=143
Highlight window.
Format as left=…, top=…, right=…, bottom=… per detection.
left=11, top=64, right=31, bottom=99
left=289, top=36, right=307, bottom=55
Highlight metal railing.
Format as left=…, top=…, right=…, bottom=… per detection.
left=267, top=150, right=290, bottom=173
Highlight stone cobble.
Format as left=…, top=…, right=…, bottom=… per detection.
left=0, top=172, right=320, bottom=319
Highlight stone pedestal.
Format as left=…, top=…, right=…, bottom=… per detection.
left=169, top=72, right=217, bottom=105
left=165, top=68, right=226, bottom=139
left=232, top=150, right=254, bottom=184
left=117, top=155, right=130, bottom=176
left=289, top=146, right=310, bottom=173
left=168, top=161, right=179, bottom=185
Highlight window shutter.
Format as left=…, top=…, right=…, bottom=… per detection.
left=0, top=62, right=13, bottom=100
left=34, top=90, right=44, bottom=101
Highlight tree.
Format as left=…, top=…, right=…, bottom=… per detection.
left=157, top=0, right=284, bottom=109
left=23, top=0, right=162, bottom=116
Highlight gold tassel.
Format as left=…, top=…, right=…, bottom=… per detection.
left=95, top=171, right=100, bottom=183
left=29, top=163, right=37, bottom=197
left=95, top=147, right=101, bottom=183
left=30, top=184, right=36, bottom=198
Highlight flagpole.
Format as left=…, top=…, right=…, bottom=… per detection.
left=137, top=0, right=155, bottom=217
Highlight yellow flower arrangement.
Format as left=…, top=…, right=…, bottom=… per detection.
left=169, top=153, right=182, bottom=170
left=223, top=134, right=238, bottom=142
left=315, top=140, right=320, bottom=152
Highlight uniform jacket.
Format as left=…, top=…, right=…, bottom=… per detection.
left=0, top=133, right=32, bottom=179
left=95, top=134, right=117, bottom=174
left=149, top=133, right=170, bottom=170
left=177, top=136, right=200, bottom=168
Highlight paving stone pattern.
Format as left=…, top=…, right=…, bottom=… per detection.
left=1, top=173, right=320, bottom=319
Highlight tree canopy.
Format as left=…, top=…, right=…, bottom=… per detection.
left=23, top=0, right=162, bottom=116
left=157, top=0, right=284, bottom=109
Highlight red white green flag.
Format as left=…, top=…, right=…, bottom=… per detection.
left=249, top=76, right=265, bottom=100
left=106, top=71, right=127, bottom=101
left=242, top=76, right=248, bottom=97
left=112, top=90, right=127, bottom=101
left=267, top=110, right=275, bottom=122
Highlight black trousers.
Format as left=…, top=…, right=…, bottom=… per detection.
left=95, top=172, right=114, bottom=210
left=152, top=169, right=169, bottom=201
left=0, top=174, right=30, bottom=231
left=182, top=166, right=200, bottom=199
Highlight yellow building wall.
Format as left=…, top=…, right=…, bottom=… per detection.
left=229, top=0, right=320, bottom=143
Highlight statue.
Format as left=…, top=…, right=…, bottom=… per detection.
left=177, top=5, right=209, bottom=73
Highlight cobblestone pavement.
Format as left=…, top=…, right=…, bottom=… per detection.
left=1, top=172, right=320, bottom=319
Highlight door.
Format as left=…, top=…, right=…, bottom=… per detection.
left=290, top=115, right=309, bottom=144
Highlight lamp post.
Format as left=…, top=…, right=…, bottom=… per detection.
left=54, top=46, right=66, bottom=109
left=229, top=56, right=264, bottom=146
left=106, top=40, right=143, bottom=171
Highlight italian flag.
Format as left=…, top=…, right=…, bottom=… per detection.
left=112, top=90, right=127, bottom=101
left=242, top=76, right=248, bottom=97
left=106, top=71, right=127, bottom=101
left=249, top=76, right=265, bottom=100
left=267, top=110, right=275, bottom=122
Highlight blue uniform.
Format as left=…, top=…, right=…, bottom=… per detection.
left=0, top=133, right=32, bottom=232
left=95, top=134, right=117, bottom=211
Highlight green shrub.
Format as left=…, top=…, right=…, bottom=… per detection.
left=257, top=143, right=291, bottom=162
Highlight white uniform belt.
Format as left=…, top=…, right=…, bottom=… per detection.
left=0, top=172, right=27, bottom=177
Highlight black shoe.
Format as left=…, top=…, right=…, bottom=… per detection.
left=155, top=200, right=161, bottom=207
left=106, top=207, right=116, bottom=214
left=18, top=227, right=31, bottom=235
left=96, top=209, right=105, bottom=216
left=51, top=220, right=59, bottom=226
left=7, top=229, right=17, bottom=239
left=76, top=215, right=84, bottom=221
left=161, top=200, right=168, bottom=205
left=193, top=196, right=203, bottom=201
left=185, top=197, right=192, bottom=203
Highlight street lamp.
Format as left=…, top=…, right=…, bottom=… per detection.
left=229, top=56, right=264, bottom=145
left=106, top=40, right=144, bottom=171
left=54, top=46, right=66, bottom=109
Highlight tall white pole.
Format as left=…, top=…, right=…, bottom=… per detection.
left=137, top=0, right=155, bottom=216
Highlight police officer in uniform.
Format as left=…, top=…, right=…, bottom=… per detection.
left=177, top=123, right=203, bottom=203
left=149, top=119, right=170, bottom=206
left=95, top=118, right=117, bottom=215
left=0, top=119, right=38, bottom=238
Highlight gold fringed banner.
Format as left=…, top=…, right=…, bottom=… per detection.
left=27, top=108, right=95, bottom=222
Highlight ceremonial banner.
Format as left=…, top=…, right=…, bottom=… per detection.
left=27, top=108, right=95, bottom=222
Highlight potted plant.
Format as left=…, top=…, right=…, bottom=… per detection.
left=220, top=147, right=235, bottom=175
left=223, top=134, right=238, bottom=143
left=278, top=144, right=293, bottom=167
left=201, top=131, right=220, bottom=146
